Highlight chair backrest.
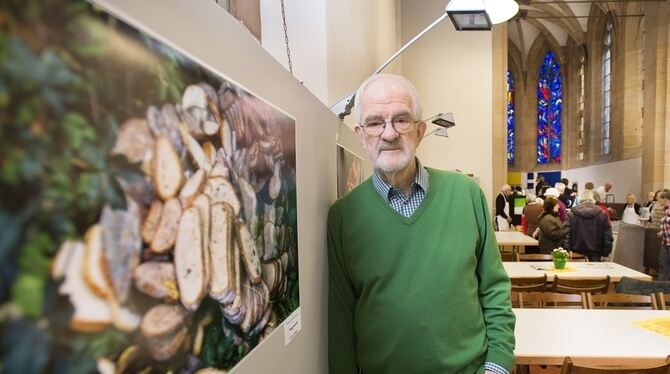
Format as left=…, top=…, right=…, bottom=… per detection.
left=552, top=275, right=610, bottom=294
left=616, top=277, right=670, bottom=295
left=587, top=292, right=659, bottom=310
left=518, top=253, right=553, bottom=261
left=518, top=291, right=588, bottom=309
left=569, top=252, right=590, bottom=262
left=500, top=251, right=519, bottom=262
left=511, top=274, right=547, bottom=292
left=559, top=356, right=670, bottom=374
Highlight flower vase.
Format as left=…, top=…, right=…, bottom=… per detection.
left=553, top=258, right=567, bottom=270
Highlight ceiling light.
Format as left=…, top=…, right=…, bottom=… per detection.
left=484, top=0, right=519, bottom=24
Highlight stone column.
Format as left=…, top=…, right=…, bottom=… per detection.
left=642, top=2, right=670, bottom=193
left=492, top=23, right=509, bottom=200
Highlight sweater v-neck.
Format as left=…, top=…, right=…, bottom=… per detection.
left=367, top=168, right=438, bottom=226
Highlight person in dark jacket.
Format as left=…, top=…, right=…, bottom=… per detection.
left=562, top=191, right=613, bottom=262
left=495, top=184, right=513, bottom=230
left=535, top=196, right=565, bottom=254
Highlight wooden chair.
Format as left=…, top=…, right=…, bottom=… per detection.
left=511, top=274, right=548, bottom=292
left=658, top=292, right=668, bottom=311
left=518, top=253, right=553, bottom=261
left=500, top=251, right=519, bottom=262
left=517, top=291, right=588, bottom=309
left=587, top=292, right=659, bottom=310
left=552, top=275, right=610, bottom=295
left=559, top=356, right=670, bottom=373
left=569, top=252, right=590, bottom=262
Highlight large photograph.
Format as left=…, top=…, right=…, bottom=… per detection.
left=0, top=1, right=299, bottom=372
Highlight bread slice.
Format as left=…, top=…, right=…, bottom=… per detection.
left=110, top=300, right=141, bottom=332
left=178, top=124, right=211, bottom=173
left=83, top=224, right=113, bottom=298
left=179, top=169, right=206, bottom=208
left=174, top=206, right=206, bottom=311
left=58, top=241, right=112, bottom=332
left=219, top=117, right=233, bottom=158
left=202, top=141, right=217, bottom=166
left=237, top=222, right=262, bottom=284
left=132, top=261, right=179, bottom=302
left=153, top=136, right=184, bottom=200
left=209, top=149, right=230, bottom=180
left=111, top=118, right=155, bottom=164
left=208, top=203, right=234, bottom=303
left=204, top=177, right=240, bottom=215
left=100, top=201, right=142, bottom=304
left=52, top=240, right=79, bottom=280
left=140, top=303, right=188, bottom=338
left=192, top=194, right=211, bottom=292
left=150, top=198, right=182, bottom=253
left=141, top=200, right=163, bottom=244
left=237, top=177, right=257, bottom=224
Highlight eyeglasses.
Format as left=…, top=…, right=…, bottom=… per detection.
left=360, top=116, right=417, bottom=136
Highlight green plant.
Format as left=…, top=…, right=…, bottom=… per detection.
left=551, top=247, right=569, bottom=261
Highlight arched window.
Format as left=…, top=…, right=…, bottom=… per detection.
left=507, top=69, right=515, bottom=164
left=602, top=16, right=613, bottom=155
left=537, top=50, right=562, bottom=164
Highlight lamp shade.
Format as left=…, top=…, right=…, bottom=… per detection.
left=483, top=0, right=519, bottom=24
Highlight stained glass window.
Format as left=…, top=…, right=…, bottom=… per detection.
left=602, top=16, right=613, bottom=155
left=507, top=69, right=515, bottom=164
left=537, top=50, right=562, bottom=164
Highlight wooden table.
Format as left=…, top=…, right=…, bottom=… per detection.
left=495, top=231, right=538, bottom=252
left=514, top=308, right=670, bottom=365
left=503, top=261, right=652, bottom=282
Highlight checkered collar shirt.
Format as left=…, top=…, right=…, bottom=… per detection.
left=662, top=206, right=670, bottom=246
left=371, top=159, right=429, bottom=218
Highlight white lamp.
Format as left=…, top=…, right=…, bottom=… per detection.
left=483, top=0, right=520, bottom=24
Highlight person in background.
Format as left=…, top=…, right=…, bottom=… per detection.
left=544, top=188, right=567, bottom=223
left=621, top=193, right=641, bottom=225
left=644, top=191, right=656, bottom=209
left=594, top=192, right=615, bottom=221
left=560, top=178, right=575, bottom=207
left=521, top=194, right=543, bottom=254
left=651, top=189, right=670, bottom=228
left=563, top=190, right=613, bottom=262
left=327, top=74, right=515, bottom=374
left=596, top=182, right=614, bottom=202
left=656, top=190, right=670, bottom=281
left=495, top=184, right=513, bottom=231
left=555, top=182, right=570, bottom=208
left=535, top=175, right=549, bottom=197
left=535, top=196, right=565, bottom=254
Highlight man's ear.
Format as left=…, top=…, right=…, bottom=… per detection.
left=416, top=121, right=427, bottom=142
left=354, top=125, right=364, bottom=145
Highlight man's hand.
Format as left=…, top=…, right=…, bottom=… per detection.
left=506, top=216, right=512, bottom=223
left=658, top=231, right=663, bottom=238
left=485, top=371, right=496, bottom=374
left=600, top=256, right=608, bottom=262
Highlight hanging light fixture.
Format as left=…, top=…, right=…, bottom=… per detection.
left=483, top=0, right=519, bottom=24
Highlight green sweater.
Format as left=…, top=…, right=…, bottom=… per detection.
left=327, top=169, right=515, bottom=374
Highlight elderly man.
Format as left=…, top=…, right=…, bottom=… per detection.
left=327, top=74, right=515, bottom=374
left=495, top=184, right=513, bottom=231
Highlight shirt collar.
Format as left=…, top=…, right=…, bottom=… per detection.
left=371, top=158, right=429, bottom=202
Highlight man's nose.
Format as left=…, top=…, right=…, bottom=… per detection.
left=380, top=120, right=399, bottom=141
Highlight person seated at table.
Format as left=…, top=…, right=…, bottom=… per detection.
left=533, top=196, right=565, bottom=254
left=521, top=194, right=542, bottom=254
left=563, top=190, right=613, bottom=262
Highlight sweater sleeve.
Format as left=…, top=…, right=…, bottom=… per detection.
left=327, top=205, right=359, bottom=374
left=475, top=189, right=516, bottom=371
